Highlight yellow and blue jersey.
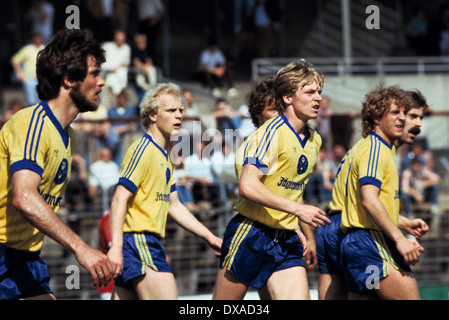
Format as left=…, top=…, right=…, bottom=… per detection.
left=328, top=139, right=363, bottom=213
left=118, top=133, right=176, bottom=238
left=234, top=136, right=250, bottom=180
left=234, top=114, right=322, bottom=230
left=0, top=101, right=75, bottom=252
left=341, top=133, right=399, bottom=231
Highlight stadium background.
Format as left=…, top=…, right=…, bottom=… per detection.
left=1, top=0, right=449, bottom=299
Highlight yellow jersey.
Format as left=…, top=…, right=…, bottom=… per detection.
left=328, top=139, right=363, bottom=213
left=234, top=114, right=322, bottom=230
left=118, top=133, right=176, bottom=237
left=341, top=133, right=400, bottom=231
left=0, top=102, right=75, bottom=252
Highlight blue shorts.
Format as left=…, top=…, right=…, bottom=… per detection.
left=316, top=212, right=345, bottom=275
left=115, top=232, right=172, bottom=289
left=339, top=228, right=412, bottom=296
left=219, top=214, right=305, bottom=290
left=0, top=245, right=52, bottom=300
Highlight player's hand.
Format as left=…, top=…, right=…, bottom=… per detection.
left=75, top=244, right=114, bottom=288
left=405, top=218, right=429, bottom=239
left=208, top=236, right=223, bottom=257
left=397, top=237, right=424, bottom=265
left=296, top=229, right=308, bottom=257
left=295, top=204, right=331, bottom=228
left=107, top=245, right=124, bottom=279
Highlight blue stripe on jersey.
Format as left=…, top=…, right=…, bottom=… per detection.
left=24, top=105, right=45, bottom=162
left=253, top=116, right=283, bottom=161
left=122, top=135, right=151, bottom=179
left=258, top=120, right=284, bottom=162
left=242, top=138, right=250, bottom=164
left=253, top=116, right=282, bottom=158
left=367, top=135, right=380, bottom=178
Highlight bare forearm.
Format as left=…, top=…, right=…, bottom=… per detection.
left=168, top=201, right=214, bottom=242
left=14, top=191, right=86, bottom=253
left=109, top=193, right=128, bottom=249
left=361, top=189, right=404, bottom=243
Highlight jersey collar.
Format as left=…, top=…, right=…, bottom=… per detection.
left=144, top=133, right=168, bottom=160
left=40, top=101, right=70, bottom=148
left=280, top=113, right=311, bottom=149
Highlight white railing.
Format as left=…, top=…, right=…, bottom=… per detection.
left=252, top=56, right=449, bottom=80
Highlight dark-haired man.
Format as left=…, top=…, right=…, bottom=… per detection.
left=0, top=29, right=113, bottom=300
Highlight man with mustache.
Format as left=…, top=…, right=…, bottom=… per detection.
left=0, top=29, right=113, bottom=300
left=317, top=88, right=430, bottom=300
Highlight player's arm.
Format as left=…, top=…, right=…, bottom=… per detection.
left=299, top=220, right=317, bottom=269
left=360, top=184, right=424, bottom=265
left=239, top=164, right=330, bottom=228
left=108, top=184, right=134, bottom=278
left=168, top=190, right=222, bottom=256
left=11, top=169, right=113, bottom=287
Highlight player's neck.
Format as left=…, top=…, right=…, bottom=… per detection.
left=373, top=127, right=394, bottom=147
left=46, top=95, right=79, bottom=130
left=147, top=127, right=169, bottom=151
left=283, top=107, right=308, bottom=137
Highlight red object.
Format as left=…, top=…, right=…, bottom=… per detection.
left=97, top=209, right=114, bottom=294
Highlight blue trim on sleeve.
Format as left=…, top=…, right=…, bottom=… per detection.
left=170, top=184, right=177, bottom=193
left=11, top=160, right=44, bottom=177
left=359, top=176, right=382, bottom=189
left=118, top=177, right=138, bottom=193
left=243, top=157, right=269, bottom=174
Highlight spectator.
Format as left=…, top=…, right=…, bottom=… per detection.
left=401, top=156, right=441, bottom=232
left=198, top=38, right=238, bottom=98
left=1, top=100, right=24, bottom=128
left=320, top=144, right=346, bottom=203
left=102, top=30, right=131, bottom=96
left=404, top=6, right=429, bottom=55
left=86, top=0, right=121, bottom=43
left=10, top=33, right=44, bottom=106
left=137, top=0, right=165, bottom=66
left=254, top=0, right=282, bottom=58
left=210, top=140, right=238, bottom=208
left=401, top=141, right=428, bottom=171
left=65, top=152, right=92, bottom=214
left=316, top=96, right=333, bottom=151
left=25, top=0, right=54, bottom=42
left=230, top=0, right=255, bottom=64
left=237, top=92, right=257, bottom=139
left=172, top=153, right=200, bottom=212
left=107, top=91, right=139, bottom=164
left=88, top=147, right=120, bottom=213
left=131, top=33, right=159, bottom=100
left=184, top=141, right=215, bottom=207
left=211, top=98, right=242, bottom=145
left=90, top=119, right=121, bottom=166
left=178, top=89, right=205, bottom=155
